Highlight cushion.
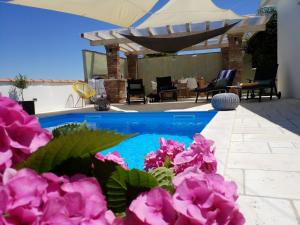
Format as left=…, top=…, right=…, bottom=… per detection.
left=211, top=93, right=240, bottom=111
left=151, top=81, right=157, bottom=91
left=217, top=70, right=233, bottom=80
left=129, top=83, right=142, bottom=90
left=215, top=79, right=228, bottom=88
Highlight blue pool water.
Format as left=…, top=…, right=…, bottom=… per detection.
left=39, top=112, right=216, bottom=169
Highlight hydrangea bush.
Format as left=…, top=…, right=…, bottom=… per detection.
left=0, top=96, right=245, bottom=225
left=0, top=96, right=52, bottom=174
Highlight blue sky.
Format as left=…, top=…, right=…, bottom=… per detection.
left=0, top=0, right=260, bottom=80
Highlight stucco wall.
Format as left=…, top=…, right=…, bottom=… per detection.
left=137, top=53, right=223, bottom=94
left=277, top=0, right=300, bottom=98
left=0, top=82, right=79, bottom=114
left=137, top=52, right=254, bottom=94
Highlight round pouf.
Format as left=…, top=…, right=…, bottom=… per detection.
left=211, top=93, right=240, bottom=111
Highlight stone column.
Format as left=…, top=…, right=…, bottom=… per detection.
left=105, top=44, right=121, bottom=79
left=126, top=54, right=138, bottom=79
left=221, top=33, right=244, bottom=82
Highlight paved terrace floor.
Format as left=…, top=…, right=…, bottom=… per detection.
left=114, top=98, right=300, bottom=225
left=40, top=98, right=300, bottom=224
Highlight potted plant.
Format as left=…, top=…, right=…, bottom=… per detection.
left=13, top=74, right=35, bottom=115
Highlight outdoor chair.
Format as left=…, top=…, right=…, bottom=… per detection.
left=240, top=64, right=281, bottom=102
left=126, top=79, right=146, bottom=104
left=156, top=76, right=177, bottom=102
left=194, top=69, right=236, bottom=103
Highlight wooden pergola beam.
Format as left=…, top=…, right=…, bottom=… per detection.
left=204, top=21, right=210, bottom=47
left=186, top=23, right=192, bottom=33
left=123, top=43, right=228, bottom=55
left=219, top=20, right=227, bottom=44
left=147, top=27, right=155, bottom=36
left=167, top=25, right=174, bottom=34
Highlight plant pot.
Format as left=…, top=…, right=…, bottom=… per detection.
left=19, top=100, right=35, bottom=115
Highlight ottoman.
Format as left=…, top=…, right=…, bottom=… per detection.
left=211, top=93, right=240, bottom=111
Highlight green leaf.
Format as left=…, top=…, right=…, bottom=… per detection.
left=51, top=156, right=93, bottom=176
left=150, top=167, right=175, bottom=193
left=92, top=158, right=120, bottom=193
left=16, top=130, right=134, bottom=173
left=52, top=123, right=89, bottom=138
left=106, top=167, right=158, bottom=213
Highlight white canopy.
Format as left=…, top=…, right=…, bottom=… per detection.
left=260, top=0, right=280, bottom=7
left=138, top=0, right=244, bottom=28
left=7, top=0, right=158, bottom=27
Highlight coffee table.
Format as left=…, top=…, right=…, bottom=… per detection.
left=227, top=85, right=242, bottom=100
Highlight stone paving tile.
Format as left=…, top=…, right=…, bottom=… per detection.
left=238, top=195, right=299, bottom=225
left=233, top=127, right=283, bottom=134
left=269, top=141, right=295, bottom=148
left=243, top=133, right=299, bottom=142
left=230, top=141, right=270, bottom=154
left=225, top=169, right=244, bottom=194
left=271, top=147, right=300, bottom=154
left=214, top=152, right=227, bottom=176
left=293, top=200, right=300, bottom=222
left=294, top=142, right=300, bottom=148
left=231, top=134, right=244, bottom=142
left=245, top=170, right=300, bottom=199
left=228, top=153, right=300, bottom=172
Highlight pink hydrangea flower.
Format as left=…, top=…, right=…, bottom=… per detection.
left=144, top=138, right=184, bottom=171
left=144, top=134, right=217, bottom=175
left=173, top=134, right=217, bottom=174
left=95, top=151, right=128, bottom=169
left=0, top=96, right=52, bottom=174
left=172, top=167, right=245, bottom=225
left=124, top=187, right=177, bottom=225
left=0, top=168, right=120, bottom=225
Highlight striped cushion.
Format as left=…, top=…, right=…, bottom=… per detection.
left=217, top=70, right=233, bottom=80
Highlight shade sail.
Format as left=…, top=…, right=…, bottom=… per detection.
left=138, top=0, right=243, bottom=28
left=7, top=0, right=158, bottom=27
left=120, top=22, right=239, bottom=53
left=260, top=0, right=280, bottom=7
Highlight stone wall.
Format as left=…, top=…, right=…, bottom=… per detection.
left=105, top=44, right=121, bottom=79
left=224, top=33, right=244, bottom=83
left=104, top=79, right=126, bottom=103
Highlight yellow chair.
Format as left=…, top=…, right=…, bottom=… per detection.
left=72, top=81, right=96, bottom=107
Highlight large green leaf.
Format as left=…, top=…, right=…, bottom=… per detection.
left=52, top=123, right=89, bottom=138
left=51, top=156, right=93, bottom=176
left=106, top=167, right=158, bottom=213
left=150, top=167, right=175, bottom=193
left=16, top=130, right=134, bottom=173
left=92, top=158, right=120, bottom=193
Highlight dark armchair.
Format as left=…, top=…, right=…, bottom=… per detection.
left=127, top=79, right=146, bottom=104
left=240, top=64, right=281, bottom=102
left=156, top=76, right=177, bottom=102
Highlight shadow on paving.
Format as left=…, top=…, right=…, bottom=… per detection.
left=240, top=98, right=300, bottom=135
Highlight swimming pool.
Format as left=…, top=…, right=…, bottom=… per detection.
left=39, top=112, right=216, bottom=169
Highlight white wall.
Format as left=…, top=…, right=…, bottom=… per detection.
left=277, top=0, right=300, bottom=98
left=0, top=83, right=79, bottom=114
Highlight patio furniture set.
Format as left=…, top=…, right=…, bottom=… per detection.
left=126, top=64, right=281, bottom=105
left=194, top=64, right=281, bottom=103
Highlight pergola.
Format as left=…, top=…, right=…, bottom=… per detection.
left=82, top=16, right=267, bottom=55
left=81, top=16, right=268, bottom=81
